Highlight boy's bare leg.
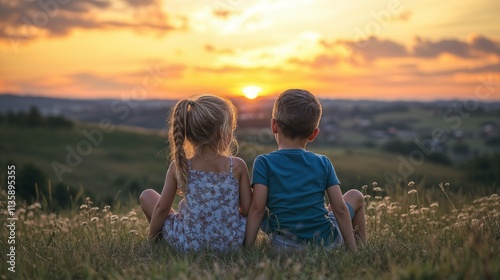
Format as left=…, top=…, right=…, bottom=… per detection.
left=139, top=189, right=161, bottom=223
left=343, top=189, right=367, bottom=244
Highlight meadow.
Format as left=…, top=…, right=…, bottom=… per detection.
left=1, top=181, right=499, bottom=279
left=1, top=119, right=499, bottom=279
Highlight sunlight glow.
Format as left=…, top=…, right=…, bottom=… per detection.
left=242, top=86, right=262, bottom=99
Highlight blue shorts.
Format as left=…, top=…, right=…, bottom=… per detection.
left=327, top=202, right=355, bottom=246
left=263, top=203, right=355, bottom=250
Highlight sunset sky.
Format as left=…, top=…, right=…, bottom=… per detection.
left=1, top=0, right=499, bottom=100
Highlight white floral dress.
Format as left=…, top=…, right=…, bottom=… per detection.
left=162, top=157, right=247, bottom=252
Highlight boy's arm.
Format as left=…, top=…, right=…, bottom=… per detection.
left=244, top=184, right=268, bottom=247
left=148, top=162, right=177, bottom=241
left=326, top=185, right=357, bottom=252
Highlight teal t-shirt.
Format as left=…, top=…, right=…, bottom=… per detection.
left=252, top=149, right=341, bottom=242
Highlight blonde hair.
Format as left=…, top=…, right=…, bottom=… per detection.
left=272, top=89, right=322, bottom=139
left=167, top=95, right=238, bottom=195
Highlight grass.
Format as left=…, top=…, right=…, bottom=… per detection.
left=1, top=183, right=499, bottom=279
left=1, top=123, right=498, bottom=278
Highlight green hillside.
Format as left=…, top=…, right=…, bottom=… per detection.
left=1, top=123, right=470, bottom=206
left=1, top=124, right=168, bottom=203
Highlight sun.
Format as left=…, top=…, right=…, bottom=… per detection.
left=242, top=86, right=262, bottom=100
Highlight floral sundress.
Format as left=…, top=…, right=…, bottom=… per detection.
left=162, top=157, right=246, bottom=252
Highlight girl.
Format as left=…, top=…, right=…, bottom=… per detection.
left=140, top=95, right=252, bottom=252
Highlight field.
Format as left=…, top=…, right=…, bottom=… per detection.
left=1, top=121, right=499, bottom=279
left=1, top=181, right=499, bottom=279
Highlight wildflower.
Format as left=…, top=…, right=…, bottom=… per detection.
left=408, top=181, right=415, bottom=187
left=376, top=204, right=387, bottom=210
left=90, top=207, right=99, bottom=212
left=421, top=207, right=430, bottom=213
left=361, top=185, right=368, bottom=191
left=128, top=211, right=137, bottom=217
left=91, top=217, right=99, bottom=222
left=372, top=182, right=378, bottom=187
left=430, top=202, right=439, bottom=208
left=373, top=187, right=382, bottom=192
left=129, top=230, right=138, bottom=236
left=120, top=216, right=130, bottom=221
left=491, top=194, right=498, bottom=198
left=375, top=196, right=382, bottom=200
left=408, top=189, right=417, bottom=195
left=439, top=183, right=445, bottom=192
left=81, top=222, right=88, bottom=226
left=104, top=205, right=111, bottom=211
left=409, top=205, right=417, bottom=210
left=80, top=204, right=88, bottom=210
left=364, top=195, right=371, bottom=200
left=445, top=182, right=450, bottom=187
left=28, top=202, right=42, bottom=210
left=110, top=215, right=119, bottom=221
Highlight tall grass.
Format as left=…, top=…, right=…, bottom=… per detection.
left=1, top=182, right=499, bottom=279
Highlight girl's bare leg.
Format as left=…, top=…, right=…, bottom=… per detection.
left=139, top=189, right=161, bottom=223
left=343, top=189, right=367, bottom=244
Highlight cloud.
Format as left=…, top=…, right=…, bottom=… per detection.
left=469, top=34, right=500, bottom=56
left=0, top=0, right=185, bottom=42
left=323, top=35, right=500, bottom=62
left=288, top=55, right=340, bottom=69
left=212, top=9, right=240, bottom=20
left=413, top=37, right=471, bottom=58
left=204, top=44, right=234, bottom=54
left=413, top=35, right=500, bottom=58
left=70, top=72, right=133, bottom=91
left=397, top=10, right=412, bottom=22
left=336, top=37, right=408, bottom=61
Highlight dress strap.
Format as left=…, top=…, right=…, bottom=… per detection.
left=229, top=157, right=233, bottom=173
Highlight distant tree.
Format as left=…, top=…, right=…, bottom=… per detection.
left=0, top=106, right=73, bottom=128
left=452, top=141, right=471, bottom=157
left=465, top=153, right=500, bottom=185
left=485, top=137, right=500, bottom=147
left=17, top=163, right=47, bottom=203
left=382, top=139, right=451, bottom=165
left=46, top=115, right=73, bottom=128
left=26, top=106, right=43, bottom=127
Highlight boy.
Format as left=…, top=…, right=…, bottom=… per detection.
left=245, top=89, right=366, bottom=252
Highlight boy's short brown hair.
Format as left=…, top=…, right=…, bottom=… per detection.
left=272, top=89, right=322, bottom=139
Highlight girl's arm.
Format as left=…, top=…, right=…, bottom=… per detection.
left=148, top=162, right=178, bottom=241
left=326, top=185, right=357, bottom=253
left=244, top=184, right=268, bottom=247
left=234, top=157, right=252, bottom=216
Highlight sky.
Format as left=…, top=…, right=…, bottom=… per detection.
left=0, top=0, right=499, bottom=101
